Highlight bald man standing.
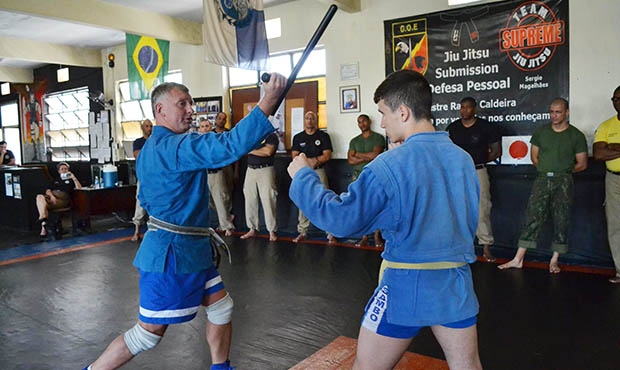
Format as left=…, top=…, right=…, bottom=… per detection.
left=291, top=111, right=335, bottom=243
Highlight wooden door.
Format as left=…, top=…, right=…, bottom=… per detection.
left=230, top=80, right=318, bottom=150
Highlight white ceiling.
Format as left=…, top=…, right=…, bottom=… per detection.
left=0, top=0, right=295, bottom=72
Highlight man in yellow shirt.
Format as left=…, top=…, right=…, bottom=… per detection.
left=593, top=85, right=620, bottom=283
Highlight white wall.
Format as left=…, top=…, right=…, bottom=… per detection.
left=103, top=0, right=619, bottom=159
left=568, top=0, right=618, bottom=148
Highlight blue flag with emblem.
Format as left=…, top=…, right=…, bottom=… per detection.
left=126, top=33, right=170, bottom=100
left=203, top=0, right=270, bottom=70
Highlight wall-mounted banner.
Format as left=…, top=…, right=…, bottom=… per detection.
left=126, top=33, right=170, bottom=100
left=384, top=0, right=568, bottom=135
left=17, top=82, right=47, bottom=163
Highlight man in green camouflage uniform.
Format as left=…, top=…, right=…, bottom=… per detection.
left=499, top=98, right=588, bottom=273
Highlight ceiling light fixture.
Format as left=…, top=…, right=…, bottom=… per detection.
left=1, top=82, right=10, bottom=95
left=57, top=67, right=70, bottom=83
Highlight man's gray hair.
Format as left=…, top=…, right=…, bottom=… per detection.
left=150, top=82, right=190, bottom=116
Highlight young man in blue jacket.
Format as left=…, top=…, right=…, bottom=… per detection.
left=288, top=70, right=482, bottom=370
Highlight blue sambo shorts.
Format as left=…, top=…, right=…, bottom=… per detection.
left=138, top=251, right=225, bottom=324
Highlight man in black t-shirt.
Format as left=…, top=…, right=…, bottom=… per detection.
left=0, top=141, right=16, bottom=166
left=240, top=132, right=279, bottom=242
left=291, top=111, right=335, bottom=243
left=447, top=97, right=502, bottom=262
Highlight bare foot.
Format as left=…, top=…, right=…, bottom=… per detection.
left=131, top=233, right=141, bottom=242
left=240, top=229, right=256, bottom=240
left=40, top=224, right=47, bottom=237
left=269, top=232, right=278, bottom=242
left=355, top=235, right=369, bottom=247
left=498, top=259, right=523, bottom=270
left=374, top=231, right=385, bottom=248
left=483, top=245, right=496, bottom=262
left=327, top=234, right=336, bottom=244
left=292, top=233, right=306, bottom=243
left=549, top=262, right=561, bottom=274
left=225, top=229, right=233, bottom=237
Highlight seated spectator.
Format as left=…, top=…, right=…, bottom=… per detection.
left=36, top=162, right=82, bottom=237
left=1, top=140, right=16, bottom=166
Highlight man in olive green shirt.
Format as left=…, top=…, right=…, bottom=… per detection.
left=499, top=98, right=588, bottom=273
left=347, top=114, right=386, bottom=247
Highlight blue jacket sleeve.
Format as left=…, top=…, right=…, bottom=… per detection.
left=289, top=166, right=389, bottom=238
left=177, top=107, right=274, bottom=171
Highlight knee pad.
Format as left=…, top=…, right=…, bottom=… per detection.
left=205, top=293, right=234, bottom=325
left=123, top=323, right=162, bottom=356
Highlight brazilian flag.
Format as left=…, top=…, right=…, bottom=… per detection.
left=126, top=33, right=169, bottom=100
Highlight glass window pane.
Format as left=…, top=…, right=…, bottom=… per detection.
left=46, top=114, right=64, bottom=130
left=60, top=112, right=79, bottom=128
left=119, top=82, right=131, bottom=102
left=75, top=90, right=90, bottom=109
left=120, top=101, right=144, bottom=121
left=266, top=18, right=281, bottom=39
left=59, top=94, right=78, bottom=111
left=1, top=102, right=19, bottom=127
left=76, top=128, right=89, bottom=146
left=165, top=71, right=183, bottom=84
left=318, top=103, right=327, bottom=129
left=229, top=67, right=258, bottom=87
left=44, top=96, right=63, bottom=113
left=75, top=110, right=89, bottom=128
left=122, top=121, right=142, bottom=139
left=293, top=49, right=326, bottom=78
left=265, top=54, right=292, bottom=77
left=140, top=100, right=154, bottom=120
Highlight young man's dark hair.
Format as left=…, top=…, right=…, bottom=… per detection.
left=373, top=70, right=432, bottom=121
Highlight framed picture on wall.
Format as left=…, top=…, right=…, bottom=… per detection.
left=194, top=96, right=223, bottom=124
left=340, top=85, right=360, bottom=113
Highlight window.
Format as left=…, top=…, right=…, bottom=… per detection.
left=265, top=18, right=281, bottom=40
left=44, top=87, right=90, bottom=161
left=228, top=67, right=259, bottom=87
left=118, top=71, right=182, bottom=158
left=0, top=101, right=21, bottom=165
left=292, top=48, right=326, bottom=78
left=227, top=48, right=328, bottom=128
left=228, top=48, right=326, bottom=87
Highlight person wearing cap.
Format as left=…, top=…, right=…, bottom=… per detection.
left=35, top=161, right=82, bottom=237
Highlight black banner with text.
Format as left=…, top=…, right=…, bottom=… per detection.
left=384, top=0, right=568, bottom=135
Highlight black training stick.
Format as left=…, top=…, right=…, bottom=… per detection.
left=261, top=4, right=338, bottom=116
